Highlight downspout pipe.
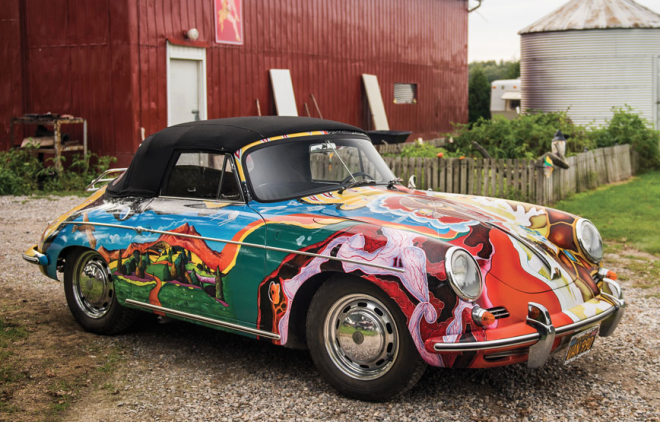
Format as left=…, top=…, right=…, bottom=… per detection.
left=469, top=0, right=483, bottom=13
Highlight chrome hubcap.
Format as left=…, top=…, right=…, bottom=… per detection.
left=73, top=252, right=113, bottom=319
left=324, top=294, right=399, bottom=380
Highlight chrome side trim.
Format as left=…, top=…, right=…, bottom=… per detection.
left=60, top=221, right=405, bottom=274
left=124, top=299, right=280, bottom=340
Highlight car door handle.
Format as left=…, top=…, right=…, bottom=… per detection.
left=187, top=187, right=197, bottom=193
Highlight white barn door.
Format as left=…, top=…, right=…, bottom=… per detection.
left=167, top=43, right=207, bottom=127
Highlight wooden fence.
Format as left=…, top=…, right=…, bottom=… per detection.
left=381, top=144, right=635, bottom=205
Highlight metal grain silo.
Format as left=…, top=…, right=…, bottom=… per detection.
left=519, top=0, right=660, bottom=128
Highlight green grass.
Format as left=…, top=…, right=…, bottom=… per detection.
left=97, top=347, right=124, bottom=374
left=0, top=320, right=28, bottom=349
left=554, top=172, right=660, bottom=255
left=47, top=380, right=77, bottom=413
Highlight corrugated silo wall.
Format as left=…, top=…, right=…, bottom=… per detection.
left=521, top=29, right=660, bottom=128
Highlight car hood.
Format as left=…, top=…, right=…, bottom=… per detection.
left=253, top=186, right=589, bottom=294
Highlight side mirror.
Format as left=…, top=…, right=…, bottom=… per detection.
left=407, top=175, right=416, bottom=189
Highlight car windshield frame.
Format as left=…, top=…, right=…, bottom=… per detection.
left=242, top=134, right=396, bottom=203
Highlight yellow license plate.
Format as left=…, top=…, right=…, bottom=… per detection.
left=564, top=325, right=599, bottom=364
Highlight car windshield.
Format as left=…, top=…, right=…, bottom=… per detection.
left=244, top=136, right=396, bottom=201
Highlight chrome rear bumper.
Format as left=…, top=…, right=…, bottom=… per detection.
left=429, top=278, right=625, bottom=368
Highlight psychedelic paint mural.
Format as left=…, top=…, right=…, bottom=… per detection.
left=32, top=179, right=620, bottom=369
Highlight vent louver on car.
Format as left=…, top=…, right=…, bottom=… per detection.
left=487, top=306, right=510, bottom=319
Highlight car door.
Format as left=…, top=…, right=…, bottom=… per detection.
left=126, top=151, right=267, bottom=328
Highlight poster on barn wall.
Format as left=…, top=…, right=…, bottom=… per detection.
left=215, top=0, right=243, bottom=45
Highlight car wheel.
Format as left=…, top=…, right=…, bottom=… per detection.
left=306, top=278, right=427, bottom=401
left=64, top=249, right=137, bottom=335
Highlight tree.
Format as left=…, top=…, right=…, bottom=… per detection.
left=190, top=269, right=200, bottom=287
left=469, top=60, right=520, bottom=83
left=117, top=249, right=123, bottom=275
left=215, top=266, right=226, bottom=302
left=469, top=66, right=491, bottom=124
left=137, top=255, right=147, bottom=279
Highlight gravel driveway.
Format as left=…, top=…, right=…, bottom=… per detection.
left=2, top=196, right=658, bottom=421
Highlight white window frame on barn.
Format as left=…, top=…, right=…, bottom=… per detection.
left=166, top=42, right=208, bottom=127
left=393, top=83, right=417, bottom=104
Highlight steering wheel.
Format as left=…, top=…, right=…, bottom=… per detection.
left=340, top=172, right=373, bottom=185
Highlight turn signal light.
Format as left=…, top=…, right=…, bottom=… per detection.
left=606, top=270, right=618, bottom=281
left=472, top=307, right=496, bottom=327
left=529, top=306, right=541, bottom=320
left=481, top=311, right=496, bottom=326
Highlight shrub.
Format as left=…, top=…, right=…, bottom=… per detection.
left=0, top=148, right=116, bottom=195
left=444, top=107, right=659, bottom=171
left=383, top=142, right=462, bottom=159
left=447, top=110, right=595, bottom=160
left=589, top=106, right=660, bottom=172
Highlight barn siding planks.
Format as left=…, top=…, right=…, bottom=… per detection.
left=1, top=0, right=469, bottom=166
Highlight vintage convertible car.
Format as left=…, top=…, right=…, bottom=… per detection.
left=23, top=117, right=625, bottom=401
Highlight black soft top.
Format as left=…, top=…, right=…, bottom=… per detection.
left=106, top=116, right=364, bottom=198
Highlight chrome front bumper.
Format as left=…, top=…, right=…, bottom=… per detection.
left=22, top=245, right=50, bottom=266
left=429, top=278, right=625, bottom=368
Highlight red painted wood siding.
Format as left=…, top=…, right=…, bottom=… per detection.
left=1, top=0, right=468, bottom=166
left=137, top=0, right=468, bottom=145
left=0, top=0, right=139, bottom=164
left=0, top=0, right=25, bottom=145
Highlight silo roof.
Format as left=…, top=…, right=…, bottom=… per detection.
left=519, top=0, right=660, bottom=34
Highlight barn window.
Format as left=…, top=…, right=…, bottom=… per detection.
left=393, top=83, right=417, bottom=104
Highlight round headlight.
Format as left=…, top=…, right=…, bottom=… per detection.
left=576, top=219, right=603, bottom=263
left=445, top=247, right=483, bottom=301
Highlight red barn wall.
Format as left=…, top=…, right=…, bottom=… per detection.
left=0, top=0, right=26, bottom=147
left=137, top=0, right=469, bottom=147
left=1, top=0, right=468, bottom=166
left=0, top=0, right=139, bottom=164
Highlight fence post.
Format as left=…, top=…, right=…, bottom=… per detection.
left=439, top=159, right=446, bottom=192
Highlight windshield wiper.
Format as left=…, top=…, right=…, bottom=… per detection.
left=338, top=179, right=376, bottom=194
left=387, top=178, right=402, bottom=189
left=387, top=178, right=404, bottom=191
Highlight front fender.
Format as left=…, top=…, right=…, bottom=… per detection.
left=255, top=222, right=481, bottom=367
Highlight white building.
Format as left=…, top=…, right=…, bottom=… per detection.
left=490, top=79, right=521, bottom=120
left=519, top=0, right=660, bottom=128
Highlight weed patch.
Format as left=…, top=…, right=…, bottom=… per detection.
left=0, top=146, right=115, bottom=195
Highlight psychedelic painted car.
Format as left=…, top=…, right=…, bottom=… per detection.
left=23, top=117, right=625, bottom=401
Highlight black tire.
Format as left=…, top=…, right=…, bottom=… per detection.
left=63, top=249, right=137, bottom=335
left=306, top=278, right=427, bottom=401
